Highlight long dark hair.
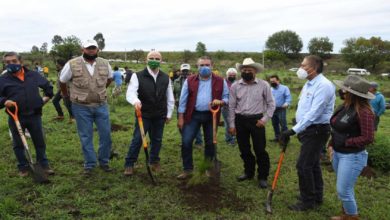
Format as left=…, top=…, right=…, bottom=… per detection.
left=344, top=92, right=374, bottom=118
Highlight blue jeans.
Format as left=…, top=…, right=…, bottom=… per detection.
left=332, top=150, right=368, bottom=215
left=221, top=106, right=235, bottom=143
left=8, top=114, right=49, bottom=171
left=125, top=116, right=165, bottom=167
left=271, top=107, right=288, bottom=139
left=181, top=111, right=215, bottom=171
left=72, top=103, right=112, bottom=169
left=176, top=110, right=202, bottom=145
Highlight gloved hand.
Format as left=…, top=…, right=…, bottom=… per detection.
left=279, top=129, right=296, bottom=146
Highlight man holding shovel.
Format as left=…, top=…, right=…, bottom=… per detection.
left=0, top=52, right=54, bottom=177
left=124, top=50, right=174, bottom=176
left=177, top=56, right=229, bottom=179
left=228, top=58, right=275, bottom=189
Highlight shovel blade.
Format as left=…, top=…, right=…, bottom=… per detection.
left=30, top=164, right=50, bottom=184
left=265, top=190, right=273, bottom=214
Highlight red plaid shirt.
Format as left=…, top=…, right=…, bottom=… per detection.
left=344, top=107, right=375, bottom=147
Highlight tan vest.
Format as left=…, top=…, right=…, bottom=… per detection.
left=69, top=57, right=109, bottom=105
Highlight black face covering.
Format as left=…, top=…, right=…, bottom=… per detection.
left=227, top=76, right=236, bottom=83
left=270, top=82, right=278, bottom=88
left=241, top=72, right=254, bottom=81
left=83, top=53, right=98, bottom=61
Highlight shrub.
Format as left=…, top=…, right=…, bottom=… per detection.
left=367, top=133, right=390, bottom=172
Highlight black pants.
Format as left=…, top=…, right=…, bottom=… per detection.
left=235, top=114, right=270, bottom=180
left=296, top=124, right=330, bottom=204
left=52, top=91, right=73, bottom=117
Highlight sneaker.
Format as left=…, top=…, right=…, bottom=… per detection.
left=258, top=179, right=268, bottom=189
left=177, top=171, right=192, bottom=180
left=150, top=163, right=161, bottom=172
left=288, top=201, right=317, bottom=211
left=18, top=170, right=29, bottom=177
left=99, top=164, right=113, bottom=172
left=124, top=167, right=134, bottom=176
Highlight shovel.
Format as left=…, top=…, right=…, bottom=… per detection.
left=6, top=103, right=49, bottom=184
left=265, top=140, right=288, bottom=214
left=208, top=103, right=221, bottom=178
left=135, top=108, right=156, bottom=184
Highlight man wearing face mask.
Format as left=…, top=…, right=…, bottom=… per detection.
left=269, top=75, right=291, bottom=142
left=60, top=40, right=114, bottom=175
left=222, top=68, right=237, bottom=146
left=279, top=55, right=335, bottom=211
left=177, top=56, right=229, bottom=179
left=0, top=52, right=54, bottom=177
left=228, top=58, right=275, bottom=189
left=124, top=50, right=174, bottom=176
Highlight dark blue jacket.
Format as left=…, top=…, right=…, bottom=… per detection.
left=0, top=67, right=53, bottom=116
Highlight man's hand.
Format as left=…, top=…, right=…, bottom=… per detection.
left=165, top=117, right=171, bottom=124
left=211, top=99, right=224, bottom=107
left=134, top=101, right=142, bottom=111
left=328, top=146, right=334, bottom=162
left=229, top=127, right=236, bottom=135
left=282, top=103, right=289, bottom=108
left=177, top=114, right=184, bottom=130
left=4, top=100, right=16, bottom=109
left=42, top=96, right=50, bottom=104
left=256, top=119, right=266, bottom=128
left=279, top=129, right=296, bottom=146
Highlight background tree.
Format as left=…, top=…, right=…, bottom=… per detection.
left=308, top=37, right=333, bottom=59
left=51, top=35, right=63, bottom=46
left=182, top=50, right=194, bottom=63
left=50, top=35, right=82, bottom=61
left=93, top=32, right=105, bottom=51
left=31, top=45, right=40, bottom=53
left=40, top=42, right=48, bottom=54
left=341, top=36, right=388, bottom=70
left=195, top=42, right=207, bottom=57
left=128, top=49, right=145, bottom=64
left=266, top=30, right=303, bottom=58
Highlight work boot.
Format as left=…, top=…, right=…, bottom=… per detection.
left=99, top=164, right=113, bottom=172
left=177, top=171, right=192, bottom=180
left=330, top=214, right=359, bottom=220
left=18, top=170, right=29, bottom=177
left=288, top=201, right=316, bottom=211
left=258, top=179, right=268, bottom=189
left=150, top=163, right=161, bottom=172
left=123, top=167, right=134, bottom=176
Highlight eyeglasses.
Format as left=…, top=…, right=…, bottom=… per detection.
left=199, top=64, right=211, bottom=67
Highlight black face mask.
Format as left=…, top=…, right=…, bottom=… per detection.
left=270, top=82, right=278, bottom=88
left=241, top=72, right=254, bottom=81
left=83, top=53, right=98, bottom=61
left=227, top=76, right=236, bottom=83
left=338, top=89, right=346, bottom=100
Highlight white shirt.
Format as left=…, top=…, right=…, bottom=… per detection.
left=126, top=67, right=175, bottom=119
left=59, top=57, right=113, bottom=83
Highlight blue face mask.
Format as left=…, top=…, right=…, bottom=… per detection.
left=6, top=64, right=22, bottom=74
left=199, top=66, right=211, bottom=77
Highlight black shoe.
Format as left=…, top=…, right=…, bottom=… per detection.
left=296, top=195, right=323, bottom=205
left=237, top=174, right=254, bottom=182
left=258, top=179, right=268, bottom=189
left=288, top=202, right=316, bottom=211
left=83, top=168, right=93, bottom=175
left=99, top=164, right=113, bottom=172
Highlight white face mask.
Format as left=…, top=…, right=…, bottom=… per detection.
left=296, top=68, right=308, bottom=79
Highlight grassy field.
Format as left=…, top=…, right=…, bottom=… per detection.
left=0, top=68, right=389, bottom=220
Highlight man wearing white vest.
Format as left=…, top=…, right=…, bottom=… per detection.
left=60, top=40, right=113, bottom=175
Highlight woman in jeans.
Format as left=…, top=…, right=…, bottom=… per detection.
left=328, top=75, right=375, bottom=220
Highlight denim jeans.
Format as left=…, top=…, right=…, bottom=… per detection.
left=332, top=150, right=368, bottom=215
left=221, top=106, right=235, bottom=143
left=8, top=114, right=49, bottom=171
left=271, top=107, right=288, bottom=139
left=125, top=116, right=165, bottom=167
left=181, top=111, right=214, bottom=171
left=72, top=103, right=112, bottom=169
left=176, top=110, right=203, bottom=145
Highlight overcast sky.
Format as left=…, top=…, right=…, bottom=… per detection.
left=1, top=0, right=389, bottom=53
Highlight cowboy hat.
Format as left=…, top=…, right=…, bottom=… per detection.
left=333, top=75, right=375, bottom=99
left=236, top=58, right=264, bottom=73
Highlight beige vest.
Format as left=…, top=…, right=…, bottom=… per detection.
left=69, top=57, right=109, bottom=105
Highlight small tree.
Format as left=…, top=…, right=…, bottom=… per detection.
left=51, top=35, right=63, bottom=46
left=129, top=49, right=145, bottom=63
left=195, top=42, right=207, bottom=57
left=50, top=35, right=82, bottom=61
left=31, top=45, right=40, bottom=53
left=308, top=37, right=333, bottom=59
left=40, top=42, right=48, bottom=54
left=182, top=50, right=193, bottom=63
left=266, top=30, right=303, bottom=58
left=93, top=32, right=105, bottom=51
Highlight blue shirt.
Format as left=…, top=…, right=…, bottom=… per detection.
left=178, top=76, right=229, bottom=113
left=271, top=84, right=292, bottom=107
left=370, top=92, right=386, bottom=117
left=292, top=74, right=335, bottom=134
left=113, top=71, right=122, bottom=86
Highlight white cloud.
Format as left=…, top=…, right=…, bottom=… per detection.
left=0, top=0, right=389, bottom=52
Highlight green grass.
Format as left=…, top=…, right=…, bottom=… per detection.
left=0, top=70, right=389, bottom=219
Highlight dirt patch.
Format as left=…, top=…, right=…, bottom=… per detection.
left=111, top=123, right=129, bottom=132
left=177, top=180, right=250, bottom=212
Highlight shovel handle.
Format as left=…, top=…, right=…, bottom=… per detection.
left=6, top=102, right=19, bottom=122
left=209, top=103, right=220, bottom=144
left=135, top=108, right=148, bottom=149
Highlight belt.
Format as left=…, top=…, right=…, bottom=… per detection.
left=306, top=124, right=330, bottom=129
left=236, top=113, right=263, bottom=119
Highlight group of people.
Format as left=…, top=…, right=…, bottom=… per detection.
left=0, top=39, right=386, bottom=220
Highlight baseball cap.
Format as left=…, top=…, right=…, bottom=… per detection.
left=83, top=40, right=98, bottom=48
left=180, top=64, right=190, bottom=71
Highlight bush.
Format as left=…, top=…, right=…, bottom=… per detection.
left=367, top=133, right=390, bottom=172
